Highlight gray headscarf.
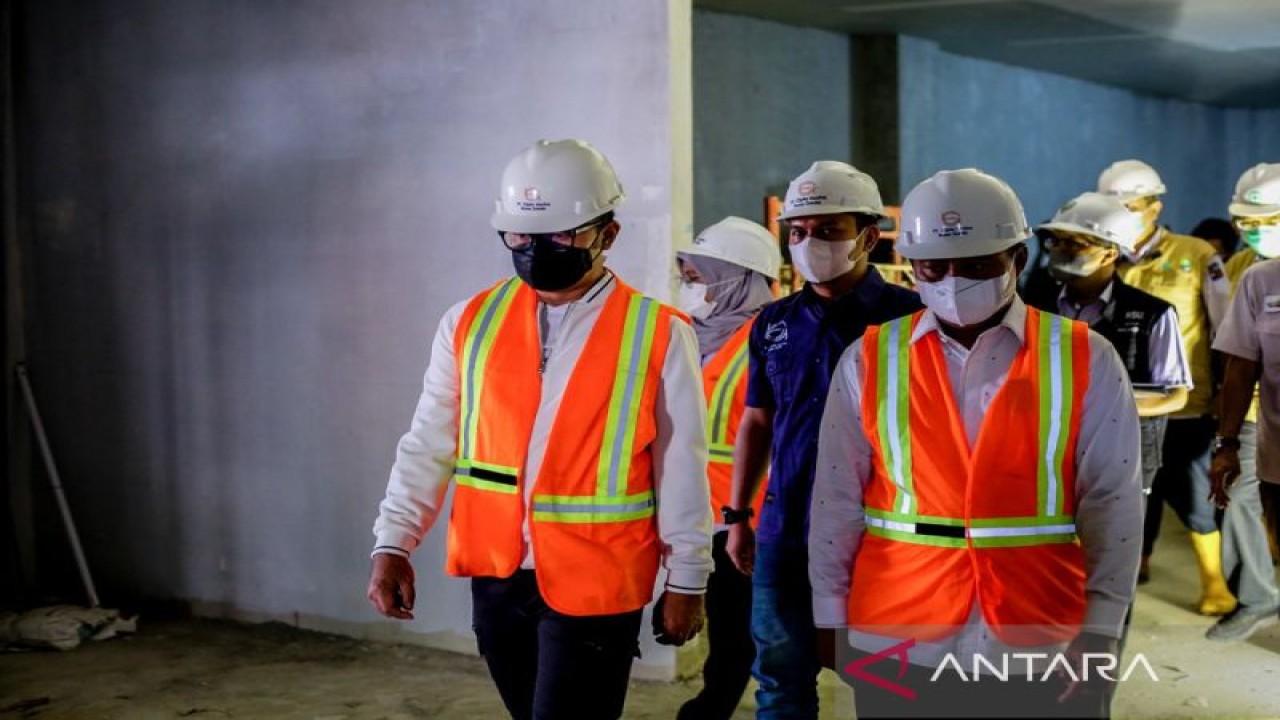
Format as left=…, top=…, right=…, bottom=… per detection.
left=676, top=252, right=775, bottom=358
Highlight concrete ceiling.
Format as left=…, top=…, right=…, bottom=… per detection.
left=694, top=0, right=1280, bottom=107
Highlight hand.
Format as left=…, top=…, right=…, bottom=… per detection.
left=367, top=554, right=416, bottom=620
left=1209, top=449, right=1241, bottom=510
left=652, top=591, right=705, bottom=647
left=1056, top=631, right=1117, bottom=704
left=817, top=627, right=843, bottom=670
left=726, top=522, right=756, bottom=576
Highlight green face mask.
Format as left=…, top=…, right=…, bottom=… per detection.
left=1243, top=226, right=1280, bottom=259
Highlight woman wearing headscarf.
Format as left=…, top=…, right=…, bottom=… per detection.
left=675, top=216, right=782, bottom=720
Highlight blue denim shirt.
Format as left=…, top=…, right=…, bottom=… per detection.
left=746, top=267, right=922, bottom=548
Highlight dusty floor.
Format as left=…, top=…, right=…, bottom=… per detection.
left=3, top=517, right=1280, bottom=719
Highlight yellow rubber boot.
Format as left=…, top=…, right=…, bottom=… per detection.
left=1190, top=531, right=1237, bottom=616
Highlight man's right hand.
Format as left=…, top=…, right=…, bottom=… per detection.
left=726, top=522, right=755, bottom=576
left=367, top=553, right=416, bottom=620
left=1209, top=448, right=1241, bottom=510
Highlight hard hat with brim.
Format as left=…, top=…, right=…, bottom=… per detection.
left=490, top=139, right=625, bottom=234
left=897, top=168, right=1030, bottom=261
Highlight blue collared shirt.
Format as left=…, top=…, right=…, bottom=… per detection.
left=746, top=267, right=923, bottom=547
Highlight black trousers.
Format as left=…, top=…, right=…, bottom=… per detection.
left=471, top=570, right=643, bottom=720
left=1143, top=416, right=1219, bottom=556
left=678, top=530, right=756, bottom=720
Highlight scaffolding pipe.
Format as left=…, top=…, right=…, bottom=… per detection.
left=15, top=363, right=99, bottom=608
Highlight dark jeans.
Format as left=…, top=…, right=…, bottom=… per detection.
left=471, top=570, right=642, bottom=720
left=751, top=541, right=820, bottom=719
left=679, top=530, right=756, bottom=720
left=848, top=650, right=1107, bottom=719
left=1143, top=415, right=1219, bottom=556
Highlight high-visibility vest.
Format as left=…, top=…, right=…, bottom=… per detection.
left=445, top=276, right=680, bottom=616
left=702, top=318, right=765, bottom=526
left=1226, top=248, right=1262, bottom=424
left=851, top=307, right=1091, bottom=645
left=1118, top=231, right=1217, bottom=416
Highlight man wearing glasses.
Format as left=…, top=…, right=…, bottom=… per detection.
left=723, top=161, right=921, bottom=718
left=367, top=139, right=713, bottom=720
left=1207, top=163, right=1280, bottom=643
left=1099, top=159, right=1234, bottom=614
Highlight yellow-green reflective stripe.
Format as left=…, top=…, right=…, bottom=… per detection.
left=597, top=296, right=661, bottom=497
left=1037, top=312, right=1073, bottom=519
left=867, top=526, right=967, bottom=548
left=865, top=508, right=965, bottom=526
left=709, top=443, right=735, bottom=464
left=531, top=491, right=656, bottom=523
left=971, top=534, right=1077, bottom=548
left=968, top=515, right=1075, bottom=528
left=876, top=318, right=914, bottom=515
left=456, top=475, right=519, bottom=494
left=866, top=514, right=1076, bottom=536
left=455, top=458, right=519, bottom=476
left=708, top=341, right=750, bottom=445
left=459, top=278, right=521, bottom=458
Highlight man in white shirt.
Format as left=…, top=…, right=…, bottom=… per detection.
left=810, top=169, right=1143, bottom=718
left=366, top=139, right=712, bottom=720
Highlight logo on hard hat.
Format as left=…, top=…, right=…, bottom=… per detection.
left=1247, top=189, right=1264, bottom=204
left=941, top=211, right=963, bottom=226
left=799, top=181, right=818, bottom=196
left=524, top=187, right=541, bottom=202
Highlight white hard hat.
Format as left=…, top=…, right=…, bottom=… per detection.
left=777, top=161, right=885, bottom=221
left=1229, top=162, right=1280, bottom=217
left=1037, top=192, right=1145, bottom=254
left=897, top=168, right=1030, bottom=260
left=490, top=139, right=625, bottom=233
left=681, top=216, right=783, bottom=279
left=1097, top=159, right=1166, bottom=200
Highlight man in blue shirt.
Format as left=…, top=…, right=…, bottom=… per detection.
left=723, top=161, right=922, bottom=718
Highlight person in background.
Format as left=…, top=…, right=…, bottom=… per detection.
left=1025, top=192, right=1192, bottom=496
left=1190, top=217, right=1241, bottom=261
left=812, top=169, right=1142, bottom=719
left=1206, top=163, right=1280, bottom=643
left=675, top=216, right=782, bottom=720
left=367, top=139, right=712, bottom=720
left=725, top=161, right=921, bottom=719
left=1098, top=159, right=1234, bottom=614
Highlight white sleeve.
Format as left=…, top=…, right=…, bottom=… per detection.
left=653, top=317, right=714, bottom=594
left=809, top=340, right=874, bottom=628
left=1147, top=306, right=1193, bottom=389
left=371, top=301, right=465, bottom=557
left=1074, top=330, right=1145, bottom=638
left=1203, top=254, right=1231, bottom=335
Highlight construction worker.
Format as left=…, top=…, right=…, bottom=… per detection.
left=1098, top=159, right=1234, bottom=614
left=1025, top=192, right=1193, bottom=493
left=724, top=161, right=921, bottom=718
left=674, top=216, right=782, bottom=720
left=366, top=139, right=713, bottom=720
left=811, top=169, right=1143, bottom=718
left=1206, top=163, right=1280, bottom=643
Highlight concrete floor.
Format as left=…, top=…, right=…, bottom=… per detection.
left=3, top=516, right=1280, bottom=719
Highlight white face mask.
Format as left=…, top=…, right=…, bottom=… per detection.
left=917, top=269, right=1016, bottom=327
left=1243, top=226, right=1280, bottom=259
left=790, top=229, right=867, bottom=283
left=678, top=281, right=716, bottom=319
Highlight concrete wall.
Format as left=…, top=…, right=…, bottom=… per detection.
left=899, top=35, right=1280, bottom=233
left=16, top=0, right=692, bottom=677
left=692, top=10, right=852, bottom=231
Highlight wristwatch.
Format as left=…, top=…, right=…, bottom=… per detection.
left=720, top=506, right=754, bottom=525
left=1212, top=435, right=1241, bottom=454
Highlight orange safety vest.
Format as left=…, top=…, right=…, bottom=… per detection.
left=852, top=307, right=1090, bottom=645
left=445, top=276, right=680, bottom=616
left=702, top=318, right=765, bottom=526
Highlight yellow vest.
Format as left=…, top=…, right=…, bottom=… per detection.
left=1225, top=248, right=1262, bottom=423
left=1118, top=231, right=1217, bottom=416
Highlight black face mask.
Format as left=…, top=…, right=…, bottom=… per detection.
left=511, top=236, right=600, bottom=291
